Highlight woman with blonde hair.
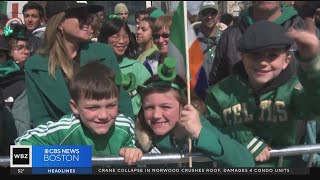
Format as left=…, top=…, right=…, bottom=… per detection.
left=25, top=1, right=134, bottom=127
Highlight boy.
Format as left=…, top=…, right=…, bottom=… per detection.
left=15, top=61, right=142, bottom=166
left=205, top=20, right=320, bottom=167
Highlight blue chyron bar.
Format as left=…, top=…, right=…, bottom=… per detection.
left=10, top=145, right=92, bottom=175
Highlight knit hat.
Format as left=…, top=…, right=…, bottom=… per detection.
left=150, top=9, right=165, bottom=19
left=238, top=20, right=293, bottom=53
left=199, top=1, right=218, bottom=13
left=46, top=1, right=104, bottom=19
left=114, top=3, right=128, bottom=14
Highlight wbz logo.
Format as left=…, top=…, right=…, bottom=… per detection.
left=10, top=145, right=32, bottom=167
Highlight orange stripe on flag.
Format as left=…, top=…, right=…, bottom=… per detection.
left=188, top=39, right=204, bottom=89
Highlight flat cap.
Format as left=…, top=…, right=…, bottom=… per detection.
left=238, top=20, right=293, bottom=53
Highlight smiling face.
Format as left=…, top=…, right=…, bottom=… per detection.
left=142, top=89, right=181, bottom=136
left=70, top=97, right=119, bottom=135
left=107, top=27, right=129, bottom=57
left=242, top=48, right=291, bottom=89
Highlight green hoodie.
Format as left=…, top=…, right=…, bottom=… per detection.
left=119, top=57, right=151, bottom=118
left=241, top=6, right=298, bottom=25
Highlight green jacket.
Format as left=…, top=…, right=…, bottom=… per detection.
left=205, top=55, right=320, bottom=167
left=15, top=113, right=135, bottom=156
left=138, top=115, right=255, bottom=167
left=25, top=42, right=134, bottom=127
left=119, top=57, right=151, bottom=117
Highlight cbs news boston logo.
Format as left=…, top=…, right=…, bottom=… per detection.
left=10, top=145, right=92, bottom=174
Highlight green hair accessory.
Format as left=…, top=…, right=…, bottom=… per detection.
left=115, top=72, right=137, bottom=92
left=157, top=57, right=176, bottom=81
left=141, top=57, right=185, bottom=94
left=3, top=26, right=13, bottom=37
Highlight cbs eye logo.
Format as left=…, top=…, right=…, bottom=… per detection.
left=10, top=145, right=32, bottom=167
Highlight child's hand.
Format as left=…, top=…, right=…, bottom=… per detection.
left=179, top=104, right=202, bottom=139
left=287, top=18, right=320, bottom=60
left=119, top=147, right=143, bottom=166
left=255, top=146, right=271, bottom=162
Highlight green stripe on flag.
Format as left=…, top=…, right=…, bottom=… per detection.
left=0, top=1, right=7, bottom=15
left=170, top=1, right=186, bottom=62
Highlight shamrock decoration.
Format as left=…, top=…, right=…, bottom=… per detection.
left=3, top=25, right=13, bottom=37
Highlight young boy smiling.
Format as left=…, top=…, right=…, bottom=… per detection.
left=15, top=61, right=142, bottom=166
left=205, top=20, right=320, bottom=167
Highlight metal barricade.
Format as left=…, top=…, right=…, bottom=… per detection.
left=1, top=144, right=320, bottom=167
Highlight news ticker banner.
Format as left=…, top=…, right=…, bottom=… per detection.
left=10, top=145, right=92, bottom=174
left=10, top=145, right=310, bottom=175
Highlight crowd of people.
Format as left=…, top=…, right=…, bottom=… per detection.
left=1, top=1, right=320, bottom=168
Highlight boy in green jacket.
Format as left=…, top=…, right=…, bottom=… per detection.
left=205, top=20, right=320, bottom=167
left=15, top=61, right=142, bottom=166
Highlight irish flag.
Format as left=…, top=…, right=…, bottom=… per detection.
left=168, top=1, right=204, bottom=91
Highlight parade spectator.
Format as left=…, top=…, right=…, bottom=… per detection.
left=25, top=1, right=134, bottom=127
left=135, top=59, right=255, bottom=167
left=135, top=10, right=145, bottom=26
left=98, top=16, right=151, bottom=118
left=205, top=20, right=320, bottom=167
left=114, top=3, right=136, bottom=34
left=220, top=13, right=234, bottom=26
left=22, top=2, right=45, bottom=53
left=143, top=15, right=172, bottom=75
left=136, top=17, right=158, bottom=62
left=0, top=25, right=31, bottom=137
left=4, top=24, right=31, bottom=68
left=208, top=1, right=320, bottom=86
left=193, top=1, right=225, bottom=85
left=16, top=61, right=142, bottom=166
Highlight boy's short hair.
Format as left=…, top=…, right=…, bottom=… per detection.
left=22, top=2, right=45, bottom=19
left=69, top=61, right=119, bottom=103
left=237, top=20, right=293, bottom=53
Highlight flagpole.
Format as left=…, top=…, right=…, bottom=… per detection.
left=182, top=1, right=192, bottom=168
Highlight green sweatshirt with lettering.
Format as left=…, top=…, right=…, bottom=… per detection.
left=205, top=54, right=320, bottom=167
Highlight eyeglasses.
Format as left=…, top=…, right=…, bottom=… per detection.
left=153, top=33, right=170, bottom=40
left=13, top=44, right=32, bottom=54
left=111, top=35, right=130, bottom=42
left=201, top=9, right=217, bottom=17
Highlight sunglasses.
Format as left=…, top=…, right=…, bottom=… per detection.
left=201, top=9, right=217, bottom=17
left=65, top=9, right=94, bottom=27
left=153, top=33, right=170, bottom=40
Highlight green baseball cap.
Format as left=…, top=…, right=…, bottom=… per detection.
left=199, top=1, right=218, bottom=12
